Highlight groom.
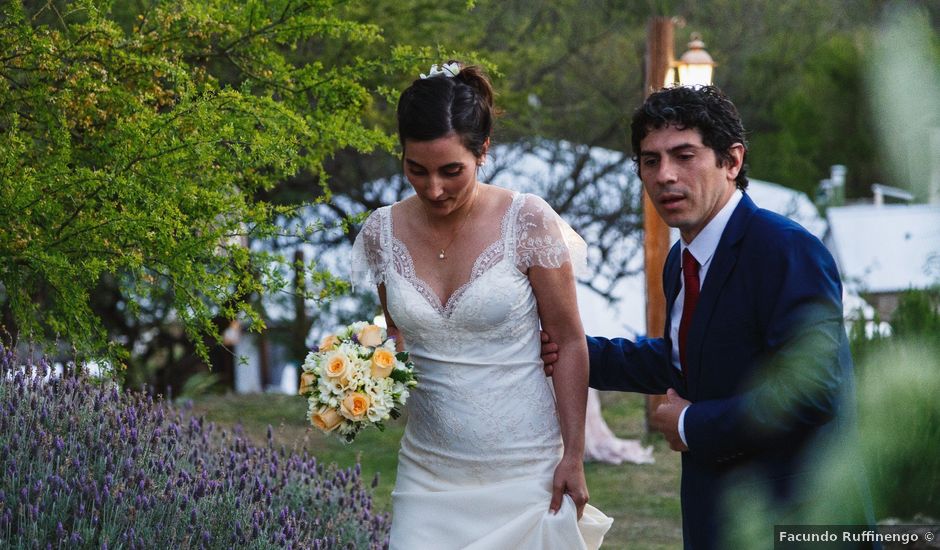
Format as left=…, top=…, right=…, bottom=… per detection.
left=542, top=86, right=877, bottom=549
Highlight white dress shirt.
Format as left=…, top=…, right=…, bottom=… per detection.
left=674, top=190, right=743, bottom=447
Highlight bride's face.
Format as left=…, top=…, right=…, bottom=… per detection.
left=403, top=132, right=483, bottom=218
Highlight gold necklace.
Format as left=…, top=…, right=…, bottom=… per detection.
left=423, top=187, right=478, bottom=261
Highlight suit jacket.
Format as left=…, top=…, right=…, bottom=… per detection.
left=588, top=194, right=877, bottom=549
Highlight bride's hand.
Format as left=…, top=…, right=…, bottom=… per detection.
left=550, top=454, right=589, bottom=519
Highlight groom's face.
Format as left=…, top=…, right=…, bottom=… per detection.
left=638, top=124, right=743, bottom=243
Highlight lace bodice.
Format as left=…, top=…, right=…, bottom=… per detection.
left=350, top=193, right=587, bottom=483
left=351, top=192, right=586, bottom=302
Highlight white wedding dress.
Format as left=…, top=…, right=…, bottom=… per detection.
left=352, top=192, right=611, bottom=550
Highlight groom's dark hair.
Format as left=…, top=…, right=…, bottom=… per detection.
left=630, top=85, right=749, bottom=191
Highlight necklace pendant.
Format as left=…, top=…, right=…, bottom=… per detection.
left=438, top=250, right=446, bottom=260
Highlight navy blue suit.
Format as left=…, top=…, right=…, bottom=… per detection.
left=588, top=194, right=876, bottom=549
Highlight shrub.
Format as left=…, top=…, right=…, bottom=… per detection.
left=847, top=287, right=940, bottom=520
left=890, top=286, right=940, bottom=340
left=856, top=338, right=940, bottom=521
left=0, top=344, right=389, bottom=548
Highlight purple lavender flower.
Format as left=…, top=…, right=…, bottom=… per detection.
left=0, top=344, right=390, bottom=548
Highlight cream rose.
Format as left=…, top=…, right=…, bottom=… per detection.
left=298, top=372, right=317, bottom=395
left=340, top=392, right=371, bottom=420
left=370, top=348, right=396, bottom=379
left=310, top=407, right=343, bottom=432
left=319, top=334, right=339, bottom=351
left=357, top=324, right=384, bottom=347
left=323, top=351, right=352, bottom=382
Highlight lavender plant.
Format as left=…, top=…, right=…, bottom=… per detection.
left=0, top=344, right=390, bottom=549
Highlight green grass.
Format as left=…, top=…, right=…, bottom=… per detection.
left=190, top=391, right=682, bottom=549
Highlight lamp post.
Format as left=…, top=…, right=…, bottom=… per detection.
left=642, top=19, right=715, bottom=430
left=667, top=33, right=716, bottom=88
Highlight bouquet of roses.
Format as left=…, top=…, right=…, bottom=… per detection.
left=299, top=321, right=417, bottom=442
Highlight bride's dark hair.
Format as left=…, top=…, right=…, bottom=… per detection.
left=396, top=62, right=496, bottom=158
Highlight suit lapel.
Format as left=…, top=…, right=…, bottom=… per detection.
left=685, top=194, right=758, bottom=397
left=663, top=241, right=682, bottom=331
left=660, top=242, right=685, bottom=391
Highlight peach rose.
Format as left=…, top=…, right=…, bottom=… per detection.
left=323, top=351, right=351, bottom=381
left=370, top=348, right=396, bottom=379
left=310, top=407, right=343, bottom=432
left=340, top=392, right=370, bottom=420
left=357, top=324, right=384, bottom=347
left=298, top=372, right=318, bottom=395
left=319, top=334, right=339, bottom=351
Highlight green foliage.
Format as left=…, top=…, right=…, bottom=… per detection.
left=858, top=339, right=940, bottom=520
left=847, top=287, right=940, bottom=519
left=336, top=0, right=649, bottom=150
left=176, top=369, right=223, bottom=399
left=868, top=6, right=940, bottom=203
left=746, top=32, right=879, bottom=197
left=0, top=0, right=443, bottom=370
left=850, top=287, right=940, bottom=367
left=891, top=286, right=940, bottom=340
left=848, top=308, right=887, bottom=369
left=324, top=0, right=938, bottom=206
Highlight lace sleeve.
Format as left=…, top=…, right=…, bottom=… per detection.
left=350, top=207, right=389, bottom=289
left=513, top=194, right=588, bottom=276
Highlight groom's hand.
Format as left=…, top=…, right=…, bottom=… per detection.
left=540, top=331, right=559, bottom=377
left=651, top=388, right=690, bottom=452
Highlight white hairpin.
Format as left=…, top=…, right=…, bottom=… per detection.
left=420, top=62, right=461, bottom=80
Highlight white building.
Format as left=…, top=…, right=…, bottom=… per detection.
left=825, top=202, right=940, bottom=320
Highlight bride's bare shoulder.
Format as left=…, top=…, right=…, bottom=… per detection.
left=394, top=195, right=420, bottom=209
left=390, top=196, right=422, bottom=221
left=479, top=183, right=514, bottom=199
left=477, top=184, right=516, bottom=211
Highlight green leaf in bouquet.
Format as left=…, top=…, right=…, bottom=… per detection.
left=390, top=369, right=413, bottom=384
left=395, top=351, right=410, bottom=362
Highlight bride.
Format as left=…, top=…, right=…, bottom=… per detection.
left=352, top=61, right=611, bottom=549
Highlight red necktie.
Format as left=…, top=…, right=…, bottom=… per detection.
left=678, top=249, right=700, bottom=372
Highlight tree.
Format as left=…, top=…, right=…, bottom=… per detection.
left=246, top=1, right=940, bottom=378
left=744, top=31, right=881, bottom=197
left=307, top=0, right=652, bottom=280
left=0, top=0, right=442, bottom=384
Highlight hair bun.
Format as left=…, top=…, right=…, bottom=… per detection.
left=452, top=63, right=495, bottom=112
left=397, top=60, right=499, bottom=158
